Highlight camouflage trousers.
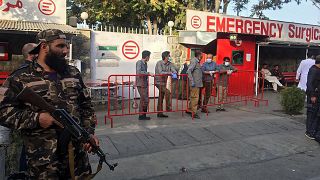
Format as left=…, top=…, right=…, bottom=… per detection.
left=23, top=129, right=92, bottom=180
left=5, top=130, right=23, bottom=175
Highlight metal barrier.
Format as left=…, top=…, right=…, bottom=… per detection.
left=98, top=71, right=268, bottom=128
left=202, top=70, right=268, bottom=113
left=105, top=74, right=189, bottom=128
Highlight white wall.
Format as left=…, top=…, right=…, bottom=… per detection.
left=91, top=31, right=170, bottom=81
left=90, top=31, right=172, bottom=98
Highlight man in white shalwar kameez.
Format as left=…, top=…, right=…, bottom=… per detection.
left=261, top=64, right=284, bottom=92
left=296, top=53, right=316, bottom=91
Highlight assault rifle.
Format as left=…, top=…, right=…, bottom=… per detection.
left=16, top=87, right=118, bottom=171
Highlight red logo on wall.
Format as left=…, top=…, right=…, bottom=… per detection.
left=38, top=0, right=56, bottom=15
left=122, top=40, right=140, bottom=60
left=191, top=16, right=202, bottom=29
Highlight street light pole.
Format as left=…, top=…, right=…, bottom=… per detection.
left=168, top=21, right=174, bottom=35
left=80, top=12, right=89, bottom=28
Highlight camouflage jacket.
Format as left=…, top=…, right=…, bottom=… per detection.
left=0, top=63, right=96, bottom=135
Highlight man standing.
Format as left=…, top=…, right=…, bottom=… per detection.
left=186, top=50, right=203, bottom=119
left=305, top=55, right=320, bottom=140
left=5, top=43, right=38, bottom=176
left=216, top=57, right=237, bottom=111
left=0, top=29, right=98, bottom=179
left=18, top=43, right=38, bottom=172
left=199, top=53, right=217, bottom=113
left=21, top=43, right=37, bottom=65
left=155, top=51, right=177, bottom=118
left=136, top=50, right=152, bottom=120
left=296, top=53, right=316, bottom=91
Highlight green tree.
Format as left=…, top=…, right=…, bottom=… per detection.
left=67, top=0, right=217, bottom=34
left=233, top=0, right=249, bottom=16
left=67, top=0, right=318, bottom=32
left=250, top=0, right=303, bottom=19
left=311, top=0, right=320, bottom=9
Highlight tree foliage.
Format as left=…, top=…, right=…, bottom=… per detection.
left=311, top=0, right=320, bottom=9
left=250, top=0, right=303, bottom=19
left=67, top=0, right=317, bottom=34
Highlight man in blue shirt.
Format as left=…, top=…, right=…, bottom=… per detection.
left=199, top=53, right=217, bottom=113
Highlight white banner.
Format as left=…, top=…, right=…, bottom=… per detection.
left=0, top=0, right=66, bottom=24
left=186, top=10, right=320, bottom=44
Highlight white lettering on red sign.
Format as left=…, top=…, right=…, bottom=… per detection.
left=122, top=40, right=140, bottom=60
left=38, top=0, right=56, bottom=15
left=191, top=16, right=201, bottom=29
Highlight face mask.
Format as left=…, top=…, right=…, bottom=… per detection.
left=206, top=59, right=212, bottom=63
left=224, top=62, right=230, bottom=66
left=45, top=51, right=68, bottom=74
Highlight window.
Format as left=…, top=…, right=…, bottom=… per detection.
left=232, top=50, right=244, bottom=65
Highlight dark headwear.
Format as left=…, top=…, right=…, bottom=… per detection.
left=223, top=57, right=230, bottom=62
left=29, top=29, right=66, bottom=54
left=194, top=50, right=202, bottom=58
left=22, top=43, right=37, bottom=58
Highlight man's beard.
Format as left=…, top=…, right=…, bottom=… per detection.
left=45, top=52, right=68, bottom=74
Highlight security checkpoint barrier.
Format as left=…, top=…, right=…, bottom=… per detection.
left=105, top=74, right=189, bottom=128
left=201, top=70, right=268, bottom=113
left=88, top=71, right=268, bottom=128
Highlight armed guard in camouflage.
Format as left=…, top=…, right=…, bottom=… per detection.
left=0, top=29, right=98, bottom=179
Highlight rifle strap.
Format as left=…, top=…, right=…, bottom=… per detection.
left=68, top=142, right=103, bottom=180
left=68, top=142, right=76, bottom=180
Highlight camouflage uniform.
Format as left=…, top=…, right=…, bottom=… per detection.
left=5, top=130, right=23, bottom=175
left=0, top=63, right=96, bottom=179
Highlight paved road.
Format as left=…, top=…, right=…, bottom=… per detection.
left=90, top=93, right=318, bottom=180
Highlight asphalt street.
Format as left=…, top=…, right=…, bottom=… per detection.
left=89, top=92, right=319, bottom=180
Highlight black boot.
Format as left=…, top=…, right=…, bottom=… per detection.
left=139, top=114, right=151, bottom=120
left=144, top=107, right=151, bottom=120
